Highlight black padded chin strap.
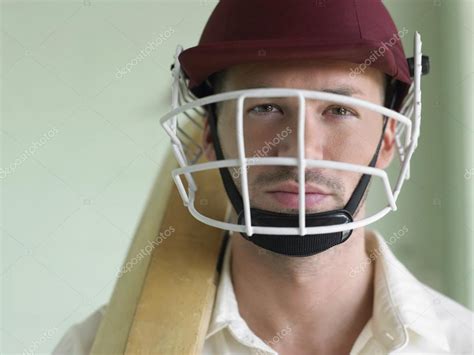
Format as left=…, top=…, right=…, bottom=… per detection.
left=207, top=99, right=389, bottom=256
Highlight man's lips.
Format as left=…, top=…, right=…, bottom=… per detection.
left=266, top=183, right=331, bottom=208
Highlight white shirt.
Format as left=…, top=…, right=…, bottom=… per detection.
left=53, top=230, right=473, bottom=354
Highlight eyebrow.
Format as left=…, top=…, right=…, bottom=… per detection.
left=320, top=86, right=365, bottom=97
left=238, top=83, right=365, bottom=97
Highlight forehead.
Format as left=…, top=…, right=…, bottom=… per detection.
left=222, top=59, right=385, bottom=100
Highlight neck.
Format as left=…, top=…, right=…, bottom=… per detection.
left=229, top=215, right=375, bottom=354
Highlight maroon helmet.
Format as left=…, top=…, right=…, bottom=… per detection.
left=179, top=0, right=416, bottom=111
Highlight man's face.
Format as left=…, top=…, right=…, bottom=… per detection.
left=203, top=59, right=396, bottom=216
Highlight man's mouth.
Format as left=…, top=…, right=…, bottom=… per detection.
left=266, top=182, right=331, bottom=209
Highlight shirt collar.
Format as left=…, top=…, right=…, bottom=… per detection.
left=205, top=233, right=238, bottom=339
left=368, top=229, right=450, bottom=352
left=205, top=229, right=451, bottom=352
left=205, top=235, right=275, bottom=352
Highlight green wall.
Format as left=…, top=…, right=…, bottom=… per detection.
left=370, top=0, right=473, bottom=309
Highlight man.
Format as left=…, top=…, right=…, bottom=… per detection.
left=54, top=1, right=473, bottom=354
left=201, top=59, right=397, bottom=354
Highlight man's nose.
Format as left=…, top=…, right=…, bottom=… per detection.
left=277, top=106, right=325, bottom=160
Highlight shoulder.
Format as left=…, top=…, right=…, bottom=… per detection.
left=52, top=304, right=107, bottom=355
left=422, top=284, right=473, bottom=353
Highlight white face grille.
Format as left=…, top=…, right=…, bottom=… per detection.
left=159, top=33, right=424, bottom=236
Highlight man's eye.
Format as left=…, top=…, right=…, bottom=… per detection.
left=325, top=106, right=358, bottom=118
left=248, top=104, right=283, bottom=115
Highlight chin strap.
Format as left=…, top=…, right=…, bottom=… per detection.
left=206, top=86, right=393, bottom=256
